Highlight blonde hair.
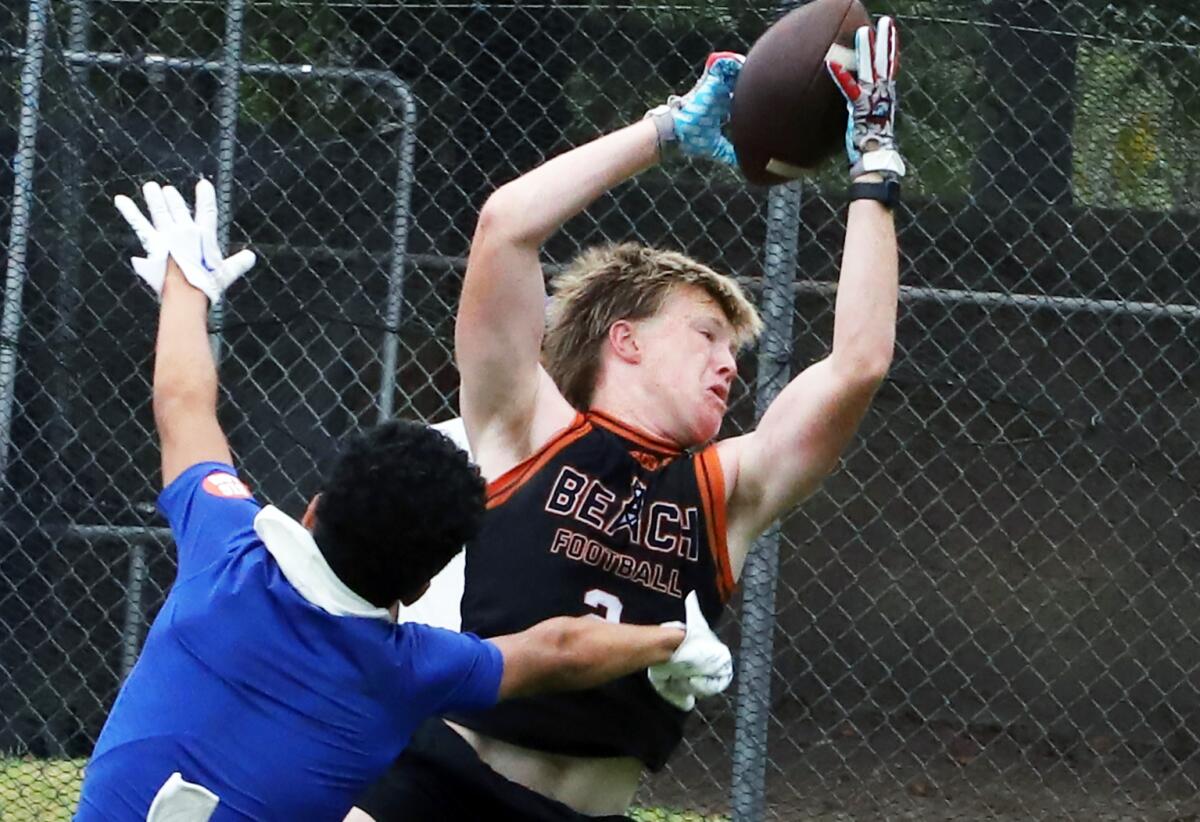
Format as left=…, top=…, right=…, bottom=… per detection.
left=543, top=243, right=763, bottom=410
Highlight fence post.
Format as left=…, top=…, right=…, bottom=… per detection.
left=35, top=0, right=93, bottom=529
left=731, top=180, right=802, bottom=821
left=0, top=0, right=52, bottom=483
left=210, top=0, right=246, bottom=362
left=376, top=81, right=418, bottom=423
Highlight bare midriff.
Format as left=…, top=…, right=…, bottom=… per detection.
left=446, top=720, right=642, bottom=815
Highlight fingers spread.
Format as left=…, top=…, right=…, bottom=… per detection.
left=114, top=195, right=156, bottom=248
left=854, top=25, right=873, bottom=83
left=221, top=249, right=257, bottom=283
left=193, top=178, right=218, bottom=238
left=161, top=185, right=193, bottom=226
left=142, top=181, right=171, bottom=229
left=875, top=16, right=897, bottom=82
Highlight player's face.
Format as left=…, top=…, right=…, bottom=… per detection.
left=636, top=285, right=738, bottom=446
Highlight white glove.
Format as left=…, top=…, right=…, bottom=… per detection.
left=648, top=591, right=734, bottom=711
left=114, top=179, right=256, bottom=302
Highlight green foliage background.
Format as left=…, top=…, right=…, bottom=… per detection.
left=4, top=0, right=1197, bottom=210
left=558, top=0, right=1200, bottom=209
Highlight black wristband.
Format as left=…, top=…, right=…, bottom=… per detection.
left=848, top=179, right=901, bottom=209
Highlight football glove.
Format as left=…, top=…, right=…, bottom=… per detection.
left=826, top=16, right=906, bottom=180
left=115, top=179, right=255, bottom=302
left=645, top=52, right=744, bottom=166
left=648, top=591, right=734, bottom=711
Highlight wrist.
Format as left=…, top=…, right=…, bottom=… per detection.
left=850, top=149, right=907, bottom=181
left=658, top=621, right=687, bottom=658
left=161, top=263, right=202, bottom=300
left=848, top=178, right=901, bottom=210
left=643, top=106, right=676, bottom=159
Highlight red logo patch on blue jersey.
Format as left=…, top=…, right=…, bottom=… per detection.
left=202, top=472, right=252, bottom=499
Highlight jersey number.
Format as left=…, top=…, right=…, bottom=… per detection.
left=583, top=588, right=623, bottom=623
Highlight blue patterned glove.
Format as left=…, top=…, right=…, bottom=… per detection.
left=645, top=52, right=744, bottom=166
left=826, top=16, right=906, bottom=180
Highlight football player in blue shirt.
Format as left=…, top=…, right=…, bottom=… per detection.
left=74, top=180, right=734, bottom=822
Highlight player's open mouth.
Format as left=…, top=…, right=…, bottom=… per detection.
left=707, top=386, right=728, bottom=407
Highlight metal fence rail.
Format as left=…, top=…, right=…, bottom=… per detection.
left=2, top=1, right=1199, bottom=820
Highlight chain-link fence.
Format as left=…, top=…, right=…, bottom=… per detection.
left=2, top=1, right=1199, bottom=819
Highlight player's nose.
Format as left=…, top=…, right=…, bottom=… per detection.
left=715, top=346, right=737, bottom=379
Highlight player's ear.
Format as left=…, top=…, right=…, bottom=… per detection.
left=608, top=319, right=642, bottom=365
left=300, top=493, right=321, bottom=531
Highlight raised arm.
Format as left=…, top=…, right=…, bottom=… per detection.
left=721, top=18, right=906, bottom=570
left=455, top=121, right=659, bottom=465
left=114, top=179, right=256, bottom=487
left=153, top=261, right=231, bottom=486
left=455, top=55, right=745, bottom=471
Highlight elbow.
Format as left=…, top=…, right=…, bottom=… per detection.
left=475, top=189, right=511, bottom=237
left=153, top=375, right=216, bottom=409
left=860, top=346, right=894, bottom=386
left=152, top=389, right=184, bottom=439
left=475, top=185, right=539, bottom=247
left=833, top=340, right=894, bottom=391
left=152, top=382, right=215, bottom=434
left=476, top=188, right=517, bottom=239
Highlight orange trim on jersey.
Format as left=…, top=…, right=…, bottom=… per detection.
left=587, top=410, right=681, bottom=455
left=486, top=414, right=592, bottom=509
left=695, top=445, right=733, bottom=603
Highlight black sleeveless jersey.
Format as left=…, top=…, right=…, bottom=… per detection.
left=447, top=410, right=733, bottom=771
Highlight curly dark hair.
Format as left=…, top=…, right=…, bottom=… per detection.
left=312, top=420, right=485, bottom=607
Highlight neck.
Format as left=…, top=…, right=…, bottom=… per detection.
left=589, top=379, right=678, bottom=447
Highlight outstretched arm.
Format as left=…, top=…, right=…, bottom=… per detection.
left=721, top=18, right=904, bottom=573
left=456, top=120, right=660, bottom=467
left=491, top=616, right=682, bottom=699
left=456, top=55, right=745, bottom=472
left=115, top=179, right=256, bottom=487
left=153, top=260, right=231, bottom=487
left=722, top=197, right=897, bottom=557
left=491, top=590, right=732, bottom=701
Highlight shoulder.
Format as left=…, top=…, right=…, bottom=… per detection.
left=156, top=461, right=263, bottom=555
left=159, top=462, right=257, bottom=508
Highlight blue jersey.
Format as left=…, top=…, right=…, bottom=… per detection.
left=75, top=462, right=503, bottom=821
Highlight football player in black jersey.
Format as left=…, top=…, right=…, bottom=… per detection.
left=352, top=18, right=905, bottom=822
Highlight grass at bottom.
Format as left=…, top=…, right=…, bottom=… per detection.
left=2, top=759, right=726, bottom=822
left=630, top=809, right=729, bottom=822
left=0, top=758, right=84, bottom=821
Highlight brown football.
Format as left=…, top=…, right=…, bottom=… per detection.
left=729, top=0, right=870, bottom=185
